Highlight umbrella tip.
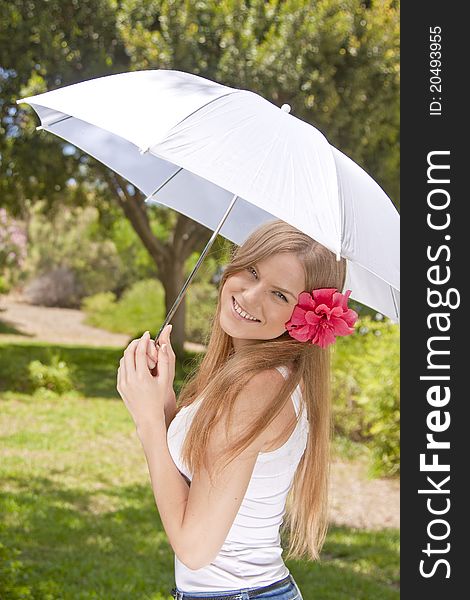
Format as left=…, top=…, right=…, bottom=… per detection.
left=281, top=104, right=291, bottom=113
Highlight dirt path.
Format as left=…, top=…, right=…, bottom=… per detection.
left=0, top=291, right=205, bottom=351
left=0, top=292, right=399, bottom=530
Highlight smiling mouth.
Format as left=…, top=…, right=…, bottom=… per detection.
left=232, top=296, right=261, bottom=322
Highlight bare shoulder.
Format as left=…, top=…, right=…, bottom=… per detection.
left=235, top=368, right=286, bottom=412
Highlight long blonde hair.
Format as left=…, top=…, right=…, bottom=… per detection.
left=177, top=219, right=346, bottom=561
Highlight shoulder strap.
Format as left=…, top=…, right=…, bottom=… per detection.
left=274, top=365, right=289, bottom=379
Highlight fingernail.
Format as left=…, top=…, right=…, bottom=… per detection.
left=162, top=344, right=167, bottom=353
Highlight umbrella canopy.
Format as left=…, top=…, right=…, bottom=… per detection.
left=17, top=69, right=399, bottom=322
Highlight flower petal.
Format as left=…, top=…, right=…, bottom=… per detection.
left=305, top=311, right=322, bottom=325
left=312, top=288, right=336, bottom=306
left=288, top=323, right=311, bottom=342
left=313, top=325, right=336, bottom=348
left=342, top=308, right=358, bottom=328
left=315, top=303, right=333, bottom=318
left=296, top=291, right=316, bottom=311
left=330, top=316, right=354, bottom=336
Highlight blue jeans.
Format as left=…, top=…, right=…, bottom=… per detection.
left=170, top=573, right=303, bottom=600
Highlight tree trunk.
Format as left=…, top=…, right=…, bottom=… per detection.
left=102, top=168, right=212, bottom=358
left=159, top=257, right=187, bottom=357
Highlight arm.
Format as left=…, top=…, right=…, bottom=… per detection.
left=164, top=389, right=177, bottom=430
left=137, top=368, right=284, bottom=571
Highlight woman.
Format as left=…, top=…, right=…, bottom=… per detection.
left=117, top=219, right=358, bottom=600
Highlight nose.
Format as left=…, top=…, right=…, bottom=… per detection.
left=240, top=286, right=263, bottom=315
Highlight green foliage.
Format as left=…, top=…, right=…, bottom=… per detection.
left=0, top=209, right=28, bottom=295
left=107, top=209, right=159, bottom=294
left=0, top=541, right=62, bottom=599
left=28, top=354, right=75, bottom=395
left=81, top=277, right=219, bottom=344
left=23, top=201, right=123, bottom=306
left=185, top=280, right=219, bottom=344
left=332, top=317, right=400, bottom=477
left=5, top=0, right=399, bottom=217
left=0, top=542, right=33, bottom=600
left=0, top=275, right=10, bottom=295
left=81, top=279, right=165, bottom=335
left=1, top=0, right=130, bottom=217
left=120, top=0, right=400, bottom=206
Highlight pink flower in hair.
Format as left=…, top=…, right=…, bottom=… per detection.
left=285, top=288, right=358, bottom=348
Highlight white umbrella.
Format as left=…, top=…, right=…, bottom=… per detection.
left=17, top=69, right=400, bottom=339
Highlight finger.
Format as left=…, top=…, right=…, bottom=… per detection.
left=155, top=323, right=171, bottom=345
left=123, top=338, right=140, bottom=373
left=117, top=360, right=121, bottom=391
left=156, top=343, right=170, bottom=385
left=160, top=324, right=172, bottom=349
left=147, top=339, right=158, bottom=369
left=117, top=358, right=127, bottom=395
left=166, top=324, right=174, bottom=351
left=147, top=354, right=156, bottom=370
left=148, top=338, right=158, bottom=360
left=136, top=331, right=150, bottom=378
left=154, top=325, right=171, bottom=376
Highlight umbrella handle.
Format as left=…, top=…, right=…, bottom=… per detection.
left=150, top=193, right=239, bottom=375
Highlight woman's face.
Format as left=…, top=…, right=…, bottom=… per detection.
left=220, top=252, right=306, bottom=350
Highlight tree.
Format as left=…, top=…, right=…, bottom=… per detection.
left=2, top=0, right=399, bottom=350
left=118, top=0, right=399, bottom=205
left=1, top=0, right=213, bottom=354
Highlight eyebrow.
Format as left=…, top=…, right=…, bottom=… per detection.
left=253, top=262, right=297, bottom=301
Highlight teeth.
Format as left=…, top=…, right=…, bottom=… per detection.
left=233, top=297, right=258, bottom=321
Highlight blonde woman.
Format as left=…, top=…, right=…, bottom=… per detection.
left=117, top=219, right=358, bottom=600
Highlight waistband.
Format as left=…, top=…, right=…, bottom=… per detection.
left=170, top=574, right=293, bottom=600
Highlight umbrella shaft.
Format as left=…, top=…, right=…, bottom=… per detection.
left=155, top=193, right=239, bottom=343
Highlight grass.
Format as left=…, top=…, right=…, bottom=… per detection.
left=0, top=340, right=399, bottom=599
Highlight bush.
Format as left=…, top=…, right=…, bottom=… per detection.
left=81, top=279, right=165, bottom=335
left=28, top=354, right=75, bottom=395
left=23, top=266, right=82, bottom=307
left=331, top=317, right=400, bottom=477
left=22, top=202, right=123, bottom=307
left=185, top=280, right=219, bottom=344
left=82, top=277, right=219, bottom=344
left=0, top=208, right=27, bottom=295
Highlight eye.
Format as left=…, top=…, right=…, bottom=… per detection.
left=275, top=291, right=288, bottom=302
left=247, top=266, right=288, bottom=302
left=247, top=266, right=257, bottom=278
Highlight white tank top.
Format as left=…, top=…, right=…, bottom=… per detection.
left=167, top=365, right=309, bottom=592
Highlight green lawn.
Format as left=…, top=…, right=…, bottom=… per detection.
left=0, top=341, right=399, bottom=599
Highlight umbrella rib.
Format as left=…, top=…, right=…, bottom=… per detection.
left=40, top=114, right=73, bottom=129
left=171, top=90, right=242, bottom=130
left=390, top=287, right=400, bottom=322
left=144, top=167, right=184, bottom=203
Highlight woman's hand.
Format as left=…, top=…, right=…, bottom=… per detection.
left=117, top=325, right=176, bottom=433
